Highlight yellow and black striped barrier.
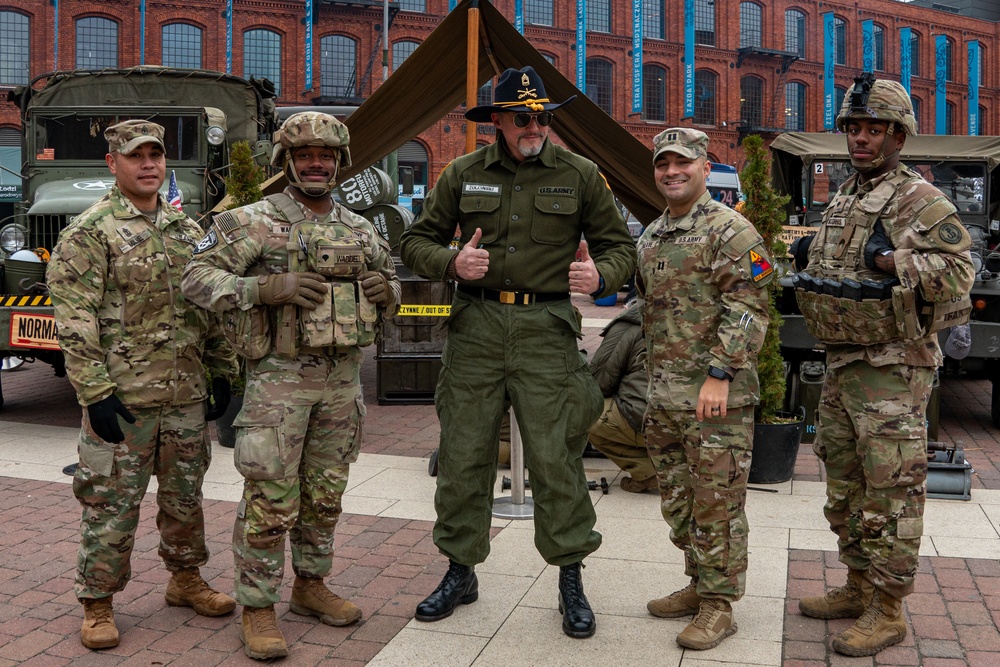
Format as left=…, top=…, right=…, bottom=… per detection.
left=0, top=295, right=52, bottom=307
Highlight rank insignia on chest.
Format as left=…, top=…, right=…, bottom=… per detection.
left=750, top=249, right=773, bottom=283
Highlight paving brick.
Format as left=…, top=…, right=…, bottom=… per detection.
left=957, top=624, right=1000, bottom=651
left=917, top=638, right=966, bottom=659
left=905, top=592, right=949, bottom=616
left=783, top=639, right=827, bottom=660
left=0, top=629, right=63, bottom=662
left=946, top=600, right=993, bottom=625
left=910, top=613, right=958, bottom=640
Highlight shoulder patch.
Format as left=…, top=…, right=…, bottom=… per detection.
left=214, top=210, right=241, bottom=235
left=937, top=222, right=964, bottom=245
left=749, top=249, right=773, bottom=283
left=194, top=229, right=218, bottom=254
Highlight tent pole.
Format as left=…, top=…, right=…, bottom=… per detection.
left=465, top=0, right=480, bottom=154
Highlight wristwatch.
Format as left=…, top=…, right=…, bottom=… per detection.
left=707, top=366, right=734, bottom=382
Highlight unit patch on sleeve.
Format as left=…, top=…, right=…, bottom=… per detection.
left=749, top=249, right=773, bottom=283
left=194, top=229, right=218, bottom=254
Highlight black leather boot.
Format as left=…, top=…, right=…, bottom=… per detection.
left=414, top=560, right=478, bottom=622
left=558, top=562, right=596, bottom=638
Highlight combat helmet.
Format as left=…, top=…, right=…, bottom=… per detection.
left=836, top=73, right=918, bottom=136
left=271, top=111, right=351, bottom=195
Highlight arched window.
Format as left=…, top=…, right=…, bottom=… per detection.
left=0, top=11, right=30, bottom=85
left=320, top=35, right=356, bottom=98
left=873, top=25, right=884, bottom=71
left=398, top=0, right=425, bottom=11
left=695, top=0, right=715, bottom=47
left=585, top=59, right=613, bottom=115
left=244, top=29, right=281, bottom=95
left=694, top=70, right=717, bottom=126
left=162, top=24, right=202, bottom=69
left=785, top=82, right=806, bottom=131
left=909, top=32, right=921, bottom=78
left=643, top=0, right=664, bottom=40
left=785, top=9, right=805, bottom=59
left=740, top=76, right=764, bottom=128
left=834, top=17, right=846, bottom=66
left=525, top=0, right=553, bottom=27
left=76, top=17, right=118, bottom=69
left=945, top=101, right=955, bottom=134
left=740, top=3, right=762, bottom=50
left=642, top=65, right=666, bottom=122
left=587, top=0, right=610, bottom=33
left=392, top=41, right=419, bottom=73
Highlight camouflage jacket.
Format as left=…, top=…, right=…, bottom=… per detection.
left=399, top=138, right=636, bottom=298
left=589, top=301, right=647, bottom=432
left=47, top=185, right=238, bottom=407
left=181, top=187, right=400, bottom=317
left=637, top=191, right=772, bottom=410
left=806, top=164, right=975, bottom=369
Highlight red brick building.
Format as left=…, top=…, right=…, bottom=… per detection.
left=1, top=0, right=998, bottom=207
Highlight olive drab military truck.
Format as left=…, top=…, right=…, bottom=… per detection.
left=0, top=67, right=279, bottom=407
left=770, top=131, right=1000, bottom=425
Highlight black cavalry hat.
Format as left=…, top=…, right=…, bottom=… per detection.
left=464, top=66, right=577, bottom=123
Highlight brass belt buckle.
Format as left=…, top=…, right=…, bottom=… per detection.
left=500, top=290, right=515, bottom=304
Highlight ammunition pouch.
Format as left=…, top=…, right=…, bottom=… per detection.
left=796, top=288, right=900, bottom=345
left=222, top=306, right=272, bottom=360
left=300, top=279, right=378, bottom=348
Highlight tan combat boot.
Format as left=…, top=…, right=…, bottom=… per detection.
left=80, top=597, right=119, bottom=649
left=620, top=475, right=658, bottom=493
left=165, top=567, right=236, bottom=616
left=799, top=568, right=873, bottom=619
left=832, top=589, right=907, bottom=656
left=676, top=598, right=737, bottom=650
left=647, top=582, right=701, bottom=618
left=290, top=576, right=363, bottom=626
left=240, top=606, right=288, bottom=660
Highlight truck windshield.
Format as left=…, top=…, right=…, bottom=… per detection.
left=32, top=114, right=201, bottom=162
left=808, top=161, right=854, bottom=209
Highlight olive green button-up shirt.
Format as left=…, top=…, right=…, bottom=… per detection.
left=399, top=138, right=636, bottom=297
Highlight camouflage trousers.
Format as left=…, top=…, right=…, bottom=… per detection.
left=433, top=293, right=603, bottom=566
left=589, top=397, right=654, bottom=481
left=644, top=405, right=754, bottom=601
left=815, top=360, right=931, bottom=599
left=74, top=402, right=211, bottom=599
left=232, top=347, right=364, bottom=608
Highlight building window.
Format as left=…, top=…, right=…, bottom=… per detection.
left=945, top=101, right=955, bottom=134
left=785, top=9, right=805, bottom=59
left=910, top=33, right=921, bottom=78
left=785, top=82, right=805, bottom=131
left=740, top=76, right=764, bottom=128
left=694, top=69, right=716, bottom=126
left=978, top=105, right=986, bottom=136
left=392, top=40, right=419, bottom=73
left=478, top=80, right=493, bottom=107
left=835, top=86, right=846, bottom=117
left=642, top=65, right=666, bottom=122
left=397, top=0, right=425, bottom=11
left=740, top=3, right=762, bottom=50
left=320, top=35, right=356, bottom=98
left=912, top=96, right=922, bottom=131
left=695, top=0, right=715, bottom=47
left=1, top=12, right=30, bottom=85
left=834, top=17, right=846, bottom=66
left=162, top=23, right=202, bottom=69
left=587, top=0, right=610, bottom=33
left=525, top=0, right=553, bottom=27
left=76, top=17, right=118, bottom=69
left=244, top=29, right=281, bottom=95
left=585, top=59, right=613, bottom=115
left=945, top=37, right=954, bottom=82
left=643, top=0, right=664, bottom=40
left=542, top=53, right=556, bottom=66
left=873, top=25, right=884, bottom=71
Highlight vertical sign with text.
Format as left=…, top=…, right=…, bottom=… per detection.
left=823, top=12, right=835, bottom=131
left=305, top=0, right=313, bottom=92
left=226, top=0, right=233, bottom=74
left=935, top=34, right=947, bottom=135
left=683, top=0, right=694, bottom=119
left=576, top=0, right=587, bottom=91
left=862, top=20, right=873, bottom=73
left=900, top=27, right=912, bottom=95
left=515, top=0, right=523, bottom=34
left=632, top=0, right=642, bottom=114
left=968, top=40, right=980, bottom=136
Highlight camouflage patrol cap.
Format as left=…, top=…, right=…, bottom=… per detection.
left=272, top=111, right=352, bottom=167
left=836, top=77, right=918, bottom=135
left=104, top=119, right=165, bottom=154
left=652, top=127, right=709, bottom=163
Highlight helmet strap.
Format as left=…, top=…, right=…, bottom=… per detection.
left=283, top=151, right=339, bottom=197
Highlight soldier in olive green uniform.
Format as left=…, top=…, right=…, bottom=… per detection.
left=399, top=67, right=635, bottom=639
left=637, top=128, right=771, bottom=651
left=47, top=120, right=239, bottom=651
left=182, top=113, right=400, bottom=660
left=795, top=76, right=974, bottom=657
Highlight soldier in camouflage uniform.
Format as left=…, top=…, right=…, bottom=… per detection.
left=47, top=120, right=239, bottom=651
left=794, top=76, right=974, bottom=657
left=182, top=112, right=400, bottom=661
left=637, top=127, right=771, bottom=651
left=400, top=66, right=635, bottom=640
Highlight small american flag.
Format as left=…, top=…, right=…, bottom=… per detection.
left=167, top=170, right=183, bottom=210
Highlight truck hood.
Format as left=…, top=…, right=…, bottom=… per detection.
left=26, top=177, right=198, bottom=216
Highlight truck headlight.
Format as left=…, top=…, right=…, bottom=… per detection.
left=0, top=223, right=27, bottom=255
left=206, top=125, right=226, bottom=146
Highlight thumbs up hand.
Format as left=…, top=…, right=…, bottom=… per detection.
left=569, top=240, right=601, bottom=294
left=455, top=228, right=490, bottom=281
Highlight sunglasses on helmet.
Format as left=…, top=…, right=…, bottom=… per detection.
left=510, top=111, right=553, bottom=128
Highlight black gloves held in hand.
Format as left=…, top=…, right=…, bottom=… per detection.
left=204, top=377, right=232, bottom=422
left=87, top=394, right=137, bottom=444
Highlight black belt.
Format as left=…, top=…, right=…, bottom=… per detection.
left=458, top=285, right=569, bottom=305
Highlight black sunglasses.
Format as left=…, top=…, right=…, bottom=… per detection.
left=510, top=111, right=553, bottom=128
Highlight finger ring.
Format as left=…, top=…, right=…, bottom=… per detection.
left=711, top=407, right=720, bottom=413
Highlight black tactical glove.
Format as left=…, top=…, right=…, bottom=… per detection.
left=87, top=394, right=137, bottom=444
left=790, top=234, right=815, bottom=271
left=863, top=221, right=894, bottom=270
left=204, top=377, right=232, bottom=422
left=359, top=270, right=390, bottom=306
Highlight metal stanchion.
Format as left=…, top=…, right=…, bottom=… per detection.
left=492, top=407, right=534, bottom=519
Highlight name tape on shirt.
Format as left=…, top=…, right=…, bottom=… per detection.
left=463, top=184, right=501, bottom=195
left=750, top=249, right=773, bottom=283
